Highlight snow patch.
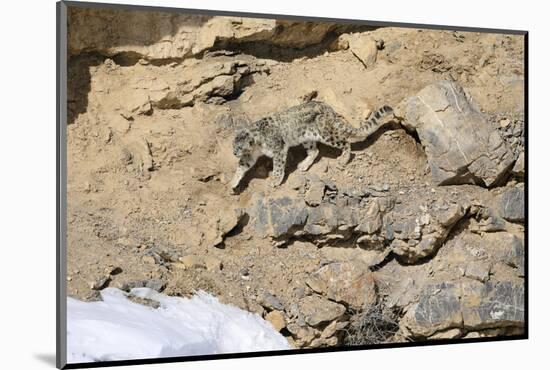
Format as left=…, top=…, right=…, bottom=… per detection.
left=67, top=287, right=290, bottom=363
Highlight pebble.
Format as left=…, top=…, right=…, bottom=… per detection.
left=203, top=256, right=223, bottom=271
left=89, top=276, right=110, bottom=290
left=116, top=279, right=165, bottom=292
left=258, top=292, right=285, bottom=311
left=145, top=279, right=166, bottom=292
left=499, top=118, right=511, bottom=128
left=171, top=263, right=187, bottom=270
left=371, top=184, right=390, bottom=192
left=239, top=267, right=250, bottom=280
left=420, top=214, right=431, bottom=225
left=177, top=255, right=223, bottom=271
left=142, top=255, right=156, bottom=265
left=294, top=287, right=306, bottom=299
left=265, top=310, right=286, bottom=332
left=106, top=266, right=123, bottom=275
left=126, top=295, right=161, bottom=309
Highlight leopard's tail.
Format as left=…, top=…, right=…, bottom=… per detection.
left=351, top=105, right=394, bottom=141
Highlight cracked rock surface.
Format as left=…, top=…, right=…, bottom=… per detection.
left=396, top=81, right=515, bottom=187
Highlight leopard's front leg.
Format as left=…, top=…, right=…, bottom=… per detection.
left=231, top=153, right=258, bottom=191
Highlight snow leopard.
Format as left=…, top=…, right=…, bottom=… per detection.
left=230, top=101, right=394, bottom=190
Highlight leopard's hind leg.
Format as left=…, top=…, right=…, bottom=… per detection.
left=270, top=146, right=289, bottom=187
left=320, top=136, right=351, bottom=167
left=335, top=140, right=351, bottom=167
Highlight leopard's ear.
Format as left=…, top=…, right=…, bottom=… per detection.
left=232, top=113, right=252, bottom=131
left=234, top=127, right=244, bottom=136
left=215, top=112, right=252, bottom=131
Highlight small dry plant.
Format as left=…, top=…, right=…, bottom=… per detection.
left=344, top=301, right=400, bottom=346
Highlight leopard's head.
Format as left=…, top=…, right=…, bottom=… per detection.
left=233, top=129, right=255, bottom=157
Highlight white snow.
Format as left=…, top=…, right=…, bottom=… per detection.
left=67, top=287, right=291, bottom=363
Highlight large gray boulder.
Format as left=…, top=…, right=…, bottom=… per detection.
left=402, top=281, right=524, bottom=337
left=499, top=187, right=525, bottom=223
left=389, top=201, right=469, bottom=263
left=460, top=281, right=524, bottom=329
left=247, top=186, right=471, bottom=264
left=402, top=282, right=463, bottom=337
left=397, top=81, right=514, bottom=187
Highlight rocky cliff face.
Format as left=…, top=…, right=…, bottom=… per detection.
left=66, top=6, right=525, bottom=348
